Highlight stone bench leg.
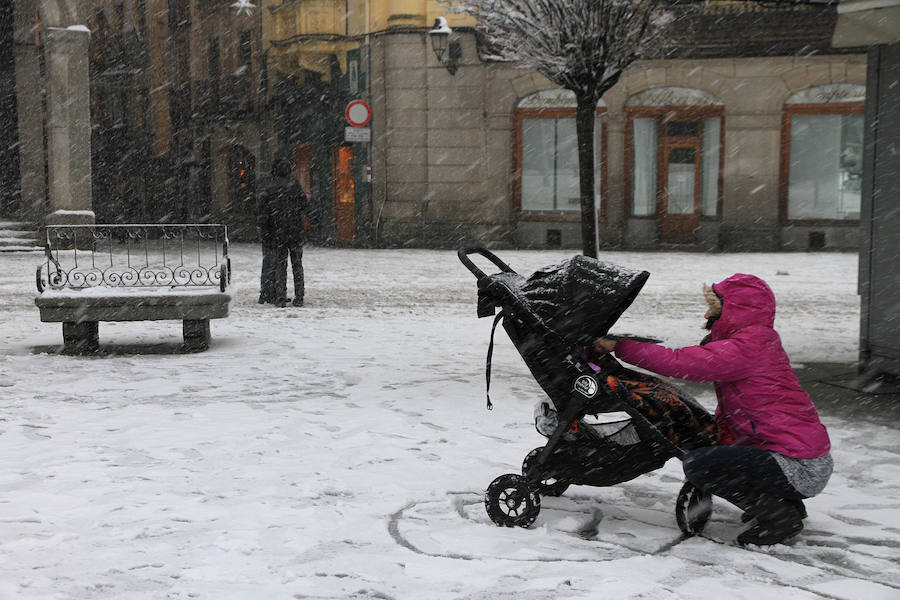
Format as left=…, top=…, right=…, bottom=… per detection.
left=62, top=321, right=99, bottom=353
left=183, top=319, right=211, bottom=351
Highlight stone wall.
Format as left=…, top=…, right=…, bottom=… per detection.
left=370, top=29, right=866, bottom=250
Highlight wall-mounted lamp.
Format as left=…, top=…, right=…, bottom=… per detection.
left=429, top=17, right=461, bottom=76
left=230, top=0, right=256, bottom=16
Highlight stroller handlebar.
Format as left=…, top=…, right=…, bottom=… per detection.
left=457, top=247, right=515, bottom=281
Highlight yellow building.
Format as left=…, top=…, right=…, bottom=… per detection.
left=259, top=1, right=474, bottom=245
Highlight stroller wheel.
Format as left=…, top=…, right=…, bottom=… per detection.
left=484, top=474, right=541, bottom=528
left=675, top=481, right=713, bottom=536
left=522, top=447, right=570, bottom=497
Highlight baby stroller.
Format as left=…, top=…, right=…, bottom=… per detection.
left=458, top=248, right=719, bottom=534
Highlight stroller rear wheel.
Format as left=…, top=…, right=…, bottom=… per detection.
left=675, top=481, right=713, bottom=536
left=522, top=447, right=570, bottom=497
left=484, top=474, right=541, bottom=528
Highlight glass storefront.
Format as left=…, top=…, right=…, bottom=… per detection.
left=521, top=117, right=602, bottom=213
left=783, top=85, right=865, bottom=222
left=516, top=91, right=606, bottom=216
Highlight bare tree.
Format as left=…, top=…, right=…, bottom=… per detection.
left=454, top=0, right=673, bottom=257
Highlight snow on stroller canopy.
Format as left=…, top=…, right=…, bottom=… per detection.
left=505, top=255, right=650, bottom=346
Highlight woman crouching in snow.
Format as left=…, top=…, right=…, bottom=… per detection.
left=594, top=273, right=832, bottom=546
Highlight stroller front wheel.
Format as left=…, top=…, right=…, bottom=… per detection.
left=522, top=447, right=570, bottom=497
left=675, top=481, right=713, bottom=536
left=484, top=474, right=541, bottom=528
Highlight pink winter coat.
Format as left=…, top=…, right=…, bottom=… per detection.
left=614, top=273, right=830, bottom=459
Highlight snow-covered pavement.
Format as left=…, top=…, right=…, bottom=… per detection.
left=0, top=245, right=896, bottom=599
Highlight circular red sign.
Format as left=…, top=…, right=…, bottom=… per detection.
left=345, top=100, right=371, bottom=127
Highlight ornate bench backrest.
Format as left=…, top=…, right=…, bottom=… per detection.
left=37, top=224, right=231, bottom=293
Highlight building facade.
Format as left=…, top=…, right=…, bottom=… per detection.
left=361, top=1, right=867, bottom=250
left=84, top=0, right=264, bottom=237
left=255, top=0, right=869, bottom=250
left=4, top=0, right=264, bottom=237
left=2, top=1, right=869, bottom=251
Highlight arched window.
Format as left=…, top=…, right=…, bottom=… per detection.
left=514, top=90, right=607, bottom=218
left=625, top=87, right=724, bottom=245
left=781, top=84, right=865, bottom=222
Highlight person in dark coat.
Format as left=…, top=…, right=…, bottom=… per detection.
left=257, top=157, right=314, bottom=307
left=255, top=165, right=279, bottom=304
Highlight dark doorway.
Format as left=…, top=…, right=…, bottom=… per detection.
left=332, top=145, right=355, bottom=243
left=227, top=146, right=256, bottom=239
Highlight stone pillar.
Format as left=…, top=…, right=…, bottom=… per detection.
left=44, top=25, right=93, bottom=225
left=12, top=0, right=47, bottom=225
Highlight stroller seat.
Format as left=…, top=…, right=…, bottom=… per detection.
left=604, top=373, right=719, bottom=450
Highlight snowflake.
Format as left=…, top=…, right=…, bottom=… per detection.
left=231, top=0, right=256, bottom=16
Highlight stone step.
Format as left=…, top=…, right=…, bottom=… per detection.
left=0, top=245, right=44, bottom=253
left=0, top=221, right=43, bottom=252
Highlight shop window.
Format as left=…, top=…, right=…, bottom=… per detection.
left=782, top=84, right=865, bottom=223
left=787, top=114, right=862, bottom=220
left=632, top=118, right=657, bottom=216
left=700, top=117, right=720, bottom=217
left=238, top=29, right=252, bottom=73
left=515, top=90, right=606, bottom=218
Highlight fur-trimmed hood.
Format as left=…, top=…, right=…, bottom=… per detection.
left=614, top=272, right=830, bottom=459
left=711, top=273, right=776, bottom=340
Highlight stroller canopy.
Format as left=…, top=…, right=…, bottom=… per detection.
left=498, top=255, right=650, bottom=346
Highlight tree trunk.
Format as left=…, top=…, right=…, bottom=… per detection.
left=576, top=94, right=597, bottom=258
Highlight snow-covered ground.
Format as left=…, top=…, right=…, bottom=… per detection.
left=1, top=245, right=896, bottom=599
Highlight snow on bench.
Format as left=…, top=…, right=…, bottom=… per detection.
left=35, top=224, right=232, bottom=352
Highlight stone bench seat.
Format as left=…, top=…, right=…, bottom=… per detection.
left=35, top=224, right=231, bottom=353
left=35, top=287, right=231, bottom=352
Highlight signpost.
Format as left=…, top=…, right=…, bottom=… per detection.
left=345, top=127, right=371, bottom=142
left=342, top=100, right=373, bottom=244
left=345, top=100, right=371, bottom=127
left=344, top=100, right=372, bottom=143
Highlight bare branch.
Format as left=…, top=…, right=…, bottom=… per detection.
left=451, top=0, right=672, bottom=102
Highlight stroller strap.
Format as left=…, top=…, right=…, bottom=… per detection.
left=484, top=310, right=505, bottom=410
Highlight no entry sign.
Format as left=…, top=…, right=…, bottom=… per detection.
left=345, top=100, right=371, bottom=127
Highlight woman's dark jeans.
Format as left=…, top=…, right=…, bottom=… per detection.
left=683, top=445, right=806, bottom=512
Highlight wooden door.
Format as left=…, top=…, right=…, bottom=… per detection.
left=659, top=121, right=701, bottom=244
left=332, top=145, right=355, bottom=243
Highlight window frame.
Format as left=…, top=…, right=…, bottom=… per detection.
left=779, top=101, right=865, bottom=226
left=625, top=105, right=725, bottom=220
left=513, top=107, right=608, bottom=223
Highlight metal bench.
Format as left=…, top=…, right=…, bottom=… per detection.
left=35, top=224, right=232, bottom=353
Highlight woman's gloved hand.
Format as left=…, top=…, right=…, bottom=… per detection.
left=592, top=337, right=618, bottom=354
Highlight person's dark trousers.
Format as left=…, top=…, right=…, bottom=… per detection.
left=258, top=245, right=277, bottom=303
left=288, top=245, right=304, bottom=304
left=274, top=245, right=304, bottom=306
left=683, top=445, right=806, bottom=527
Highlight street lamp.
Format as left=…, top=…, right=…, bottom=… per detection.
left=429, top=17, right=461, bottom=76
left=231, top=0, right=256, bottom=16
